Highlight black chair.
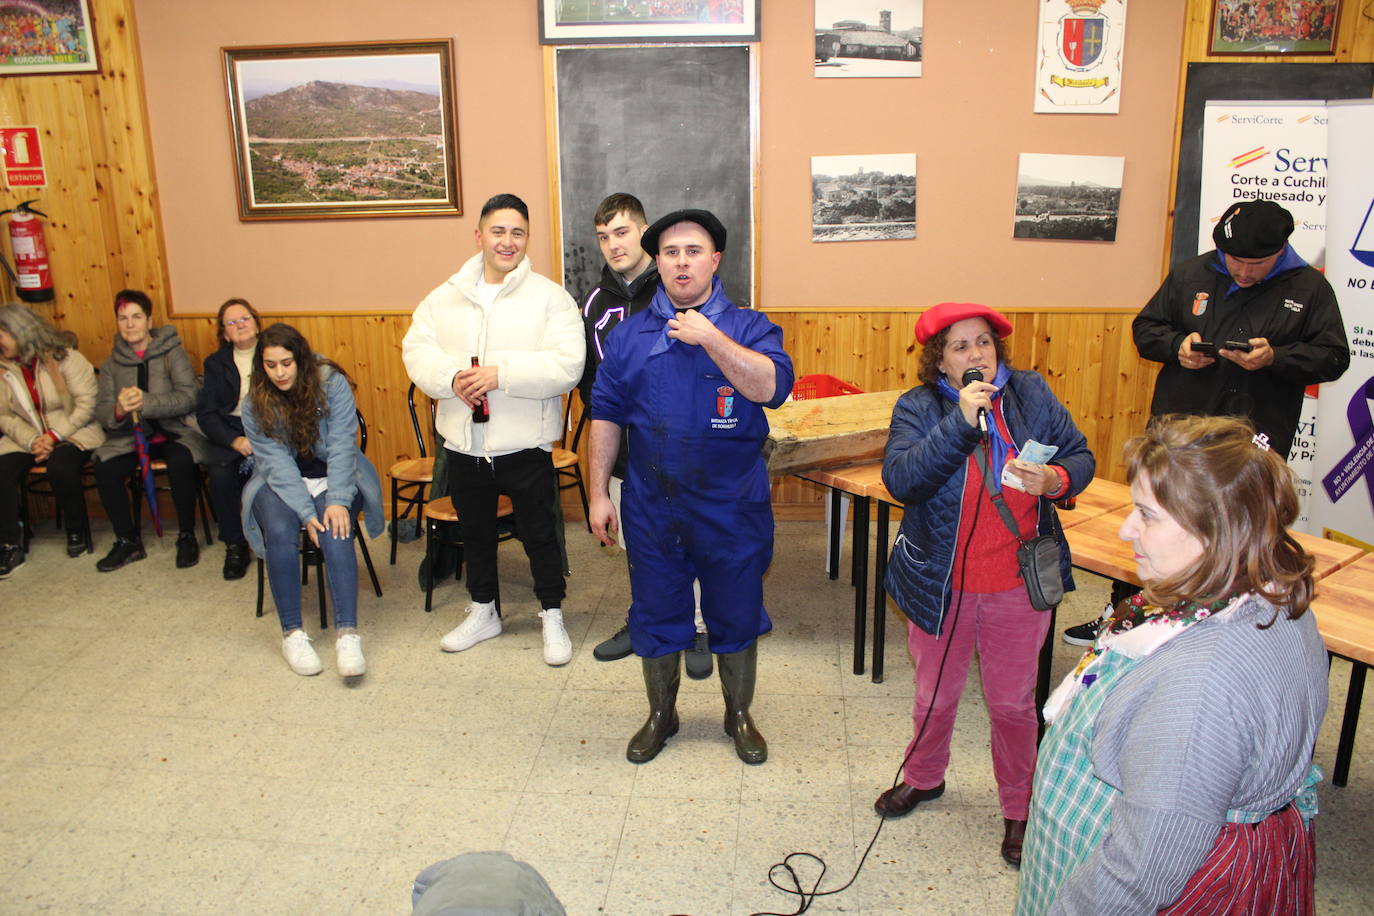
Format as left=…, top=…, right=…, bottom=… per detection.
left=129, top=459, right=215, bottom=544
left=421, top=493, right=517, bottom=614
left=389, top=382, right=436, bottom=564
left=255, top=408, right=383, bottom=628
left=20, top=463, right=95, bottom=555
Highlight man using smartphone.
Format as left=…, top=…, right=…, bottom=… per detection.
left=1063, top=199, right=1349, bottom=647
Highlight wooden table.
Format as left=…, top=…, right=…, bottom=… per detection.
left=1310, top=554, right=1374, bottom=787
left=815, top=467, right=1124, bottom=686
left=797, top=462, right=887, bottom=677
left=1058, top=478, right=1132, bottom=530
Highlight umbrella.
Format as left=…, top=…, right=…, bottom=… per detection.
left=130, top=410, right=162, bottom=537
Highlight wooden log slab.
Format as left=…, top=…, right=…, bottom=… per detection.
left=764, top=389, right=904, bottom=476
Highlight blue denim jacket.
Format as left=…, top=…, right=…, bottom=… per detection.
left=239, top=365, right=383, bottom=557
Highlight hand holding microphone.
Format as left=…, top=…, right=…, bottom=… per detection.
left=960, top=368, right=992, bottom=435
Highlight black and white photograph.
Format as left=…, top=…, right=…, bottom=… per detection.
left=812, top=153, right=916, bottom=242
left=814, top=0, right=923, bottom=78
left=1013, top=152, right=1124, bottom=242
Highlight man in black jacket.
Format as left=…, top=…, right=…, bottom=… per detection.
left=1065, top=199, right=1350, bottom=646
left=1134, top=199, right=1349, bottom=458
left=580, top=193, right=711, bottom=678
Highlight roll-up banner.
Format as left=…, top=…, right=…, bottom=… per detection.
left=1309, top=99, right=1374, bottom=547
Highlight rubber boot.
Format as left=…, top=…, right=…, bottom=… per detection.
left=626, top=652, right=681, bottom=763
left=719, top=642, right=767, bottom=764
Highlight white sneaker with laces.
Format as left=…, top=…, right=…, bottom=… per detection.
left=440, top=601, right=501, bottom=652
left=539, top=607, right=573, bottom=667
left=336, top=633, right=366, bottom=677
left=282, top=630, right=323, bottom=676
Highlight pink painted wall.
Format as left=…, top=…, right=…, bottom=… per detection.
left=135, top=0, right=1185, bottom=315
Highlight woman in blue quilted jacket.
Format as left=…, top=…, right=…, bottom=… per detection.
left=873, top=302, right=1095, bottom=869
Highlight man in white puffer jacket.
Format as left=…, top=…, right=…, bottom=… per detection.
left=403, top=193, right=585, bottom=666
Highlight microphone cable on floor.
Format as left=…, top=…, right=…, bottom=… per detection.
left=750, top=447, right=988, bottom=916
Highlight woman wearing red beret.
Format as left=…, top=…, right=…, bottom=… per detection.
left=874, top=302, right=1095, bottom=868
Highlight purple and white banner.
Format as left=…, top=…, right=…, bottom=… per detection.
left=1310, top=100, right=1374, bottom=546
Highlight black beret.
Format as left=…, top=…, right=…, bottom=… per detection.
left=641, top=209, right=727, bottom=256
left=1212, top=200, right=1294, bottom=258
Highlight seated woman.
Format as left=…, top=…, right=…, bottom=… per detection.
left=241, top=323, right=382, bottom=678
left=876, top=302, right=1094, bottom=869
left=196, top=297, right=261, bottom=580
left=1017, top=415, right=1328, bottom=915
left=92, top=289, right=209, bottom=571
left=0, top=304, right=104, bottom=576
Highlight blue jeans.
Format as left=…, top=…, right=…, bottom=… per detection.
left=253, top=485, right=363, bottom=632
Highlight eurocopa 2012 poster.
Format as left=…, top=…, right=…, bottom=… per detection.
left=0, top=0, right=98, bottom=76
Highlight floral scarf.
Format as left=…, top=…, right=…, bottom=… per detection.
left=1043, top=591, right=1244, bottom=723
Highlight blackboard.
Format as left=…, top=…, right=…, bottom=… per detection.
left=553, top=45, right=755, bottom=308
left=1171, top=62, right=1374, bottom=268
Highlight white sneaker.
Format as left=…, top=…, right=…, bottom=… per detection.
left=336, top=633, right=366, bottom=677
left=539, top=607, right=573, bottom=667
left=282, top=630, right=322, bottom=676
left=440, top=601, right=501, bottom=652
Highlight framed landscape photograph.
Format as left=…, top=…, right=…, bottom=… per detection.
left=811, top=153, right=916, bottom=242
left=1013, top=153, right=1124, bottom=242
left=1208, top=0, right=1340, bottom=56
left=0, top=0, right=99, bottom=76
left=538, top=0, right=760, bottom=44
left=222, top=39, right=461, bottom=221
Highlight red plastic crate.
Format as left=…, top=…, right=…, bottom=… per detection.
left=791, top=373, right=864, bottom=400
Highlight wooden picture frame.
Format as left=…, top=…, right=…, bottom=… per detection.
left=0, top=0, right=99, bottom=76
left=538, top=0, right=760, bottom=44
left=222, top=39, right=461, bottom=221
left=1208, top=0, right=1341, bottom=56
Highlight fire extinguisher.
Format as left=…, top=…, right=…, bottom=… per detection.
left=0, top=200, right=55, bottom=303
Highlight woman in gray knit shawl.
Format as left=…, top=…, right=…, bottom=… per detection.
left=1017, top=415, right=1327, bottom=916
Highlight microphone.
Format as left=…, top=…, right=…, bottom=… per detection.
left=961, top=368, right=989, bottom=435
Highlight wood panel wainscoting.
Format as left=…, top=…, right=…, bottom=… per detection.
left=21, top=305, right=1161, bottom=525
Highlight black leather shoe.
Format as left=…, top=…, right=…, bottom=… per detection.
left=684, top=631, right=713, bottom=679
left=594, top=622, right=633, bottom=661
left=0, top=543, right=25, bottom=579
left=873, top=781, right=945, bottom=818
left=175, top=532, right=200, bottom=569
left=1001, top=818, right=1027, bottom=868
left=97, top=538, right=146, bottom=572
left=66, top=530, right=88, bottom=557
left=222, top=542, right=251, bottom=580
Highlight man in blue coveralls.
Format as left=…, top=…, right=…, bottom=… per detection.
left=588, top=209, right=794, bottom=765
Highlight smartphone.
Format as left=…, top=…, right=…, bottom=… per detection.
left=1191, top=340, right=1217, bottom=356
left=1222, top=339, right=1254, bottom=352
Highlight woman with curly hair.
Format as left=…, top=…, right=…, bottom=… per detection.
left=241, top=323, right=383, bottom=678
left=0, top=304, right=104, bottom=576
left=1017, top=415, right=1328, bottom=915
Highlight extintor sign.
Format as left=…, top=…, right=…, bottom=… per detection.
left=0, top=127, right=47, bottom=188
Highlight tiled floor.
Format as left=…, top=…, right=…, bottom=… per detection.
left=2, top=518, right=1371, bottom=914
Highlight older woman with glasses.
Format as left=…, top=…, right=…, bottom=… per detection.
left=196, top=297, right=261, bottom=580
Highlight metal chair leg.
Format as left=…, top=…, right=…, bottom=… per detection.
left=357, top=531, right=382, bottom=597
left=255, top=557, right=266, bottom=617
left=424, top=516, right=436, bottom=613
